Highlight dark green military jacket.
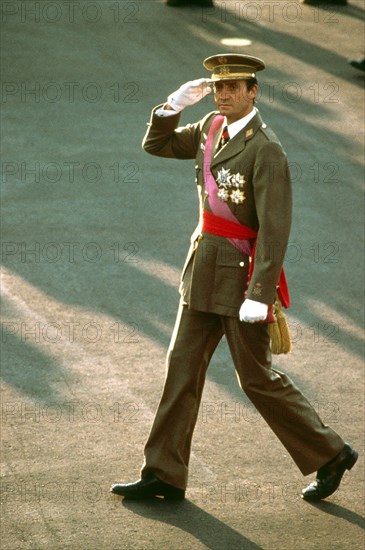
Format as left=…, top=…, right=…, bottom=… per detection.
left=142, top=105, right=292, bottom=317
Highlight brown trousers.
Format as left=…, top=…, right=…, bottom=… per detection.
left=141, top=304, right=344, bottom=490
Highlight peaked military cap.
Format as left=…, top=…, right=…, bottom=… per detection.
left=203, top=54, right=265, bottom=81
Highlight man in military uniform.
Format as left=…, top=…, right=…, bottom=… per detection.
left=111, top=54, right=357, bottom=501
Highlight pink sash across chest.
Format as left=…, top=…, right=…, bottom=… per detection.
left=202, top=114, right=290, bottom=308
left=203, top=114, right=252, bottom=257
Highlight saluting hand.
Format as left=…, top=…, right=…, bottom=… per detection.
left=167, top=78, right=213, bottom=112
left=239, top=299, right=268, bottom=323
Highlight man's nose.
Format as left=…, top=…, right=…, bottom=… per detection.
left=217, top=88, right=230, bottom=99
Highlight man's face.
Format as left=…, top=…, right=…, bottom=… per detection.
left=213, top=79, right=257, bottom=123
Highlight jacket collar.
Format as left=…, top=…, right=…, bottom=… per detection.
left=211, top=110, right=263, bottom=167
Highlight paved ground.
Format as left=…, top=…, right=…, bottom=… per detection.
left=1, top=0, right=364, bottom=548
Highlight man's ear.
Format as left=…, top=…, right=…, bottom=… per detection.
left=248, top=84, right=258, bottom=100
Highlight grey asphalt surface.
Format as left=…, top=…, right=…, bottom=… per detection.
left=1, top=1, right=364, bottom=549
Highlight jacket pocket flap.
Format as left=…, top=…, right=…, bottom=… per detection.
left=216, top=253, right=247, bottom=268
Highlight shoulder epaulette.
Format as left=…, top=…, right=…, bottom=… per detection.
left=260, top=123, right=281, bottom=145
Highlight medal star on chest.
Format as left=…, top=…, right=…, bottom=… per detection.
left=230, top=189, right=246, bottom=204
left=216, top=168, right=231, bottom=187
left=216, top=168, right=246, bottom=203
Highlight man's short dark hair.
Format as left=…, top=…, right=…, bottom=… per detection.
left=246, top=77, right=258, bottom=91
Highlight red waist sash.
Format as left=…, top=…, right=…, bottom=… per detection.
left=202, top=209, right=257, bottom=241
left=202, top=210, right=290, bottom=308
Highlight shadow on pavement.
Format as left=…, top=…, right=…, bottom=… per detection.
left=1, top=330, right=71, bottom=404
left=322, top=3, right=365, bottom=22
left=304, top=500, right=365, bottom=529
left=198, top=3, right=365, bottom=89
left=122, top=498, right=263, bottom=550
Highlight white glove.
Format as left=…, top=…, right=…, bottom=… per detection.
left=167, top=78, right=212, bottom=112
left=239, top=299, right=268, bottom=323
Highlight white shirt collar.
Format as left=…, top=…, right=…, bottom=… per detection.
left=225, top=107, right=258, bottom=139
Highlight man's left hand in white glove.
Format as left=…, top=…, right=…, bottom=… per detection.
left=239, top=299, right=268, bottom=323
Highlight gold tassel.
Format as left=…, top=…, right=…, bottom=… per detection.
left=269, top=298, right=292, bottom=354
left=268, top=319, right=282, bottom=354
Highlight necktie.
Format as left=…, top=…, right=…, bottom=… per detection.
left=220, top=126, right=230, bottom=147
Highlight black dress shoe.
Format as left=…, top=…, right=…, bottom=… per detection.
left=302, top=443, right=358, bottom=501
left=349, top=58, right=365, bottom=73
left=110, top=475, right=185, bottom=500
